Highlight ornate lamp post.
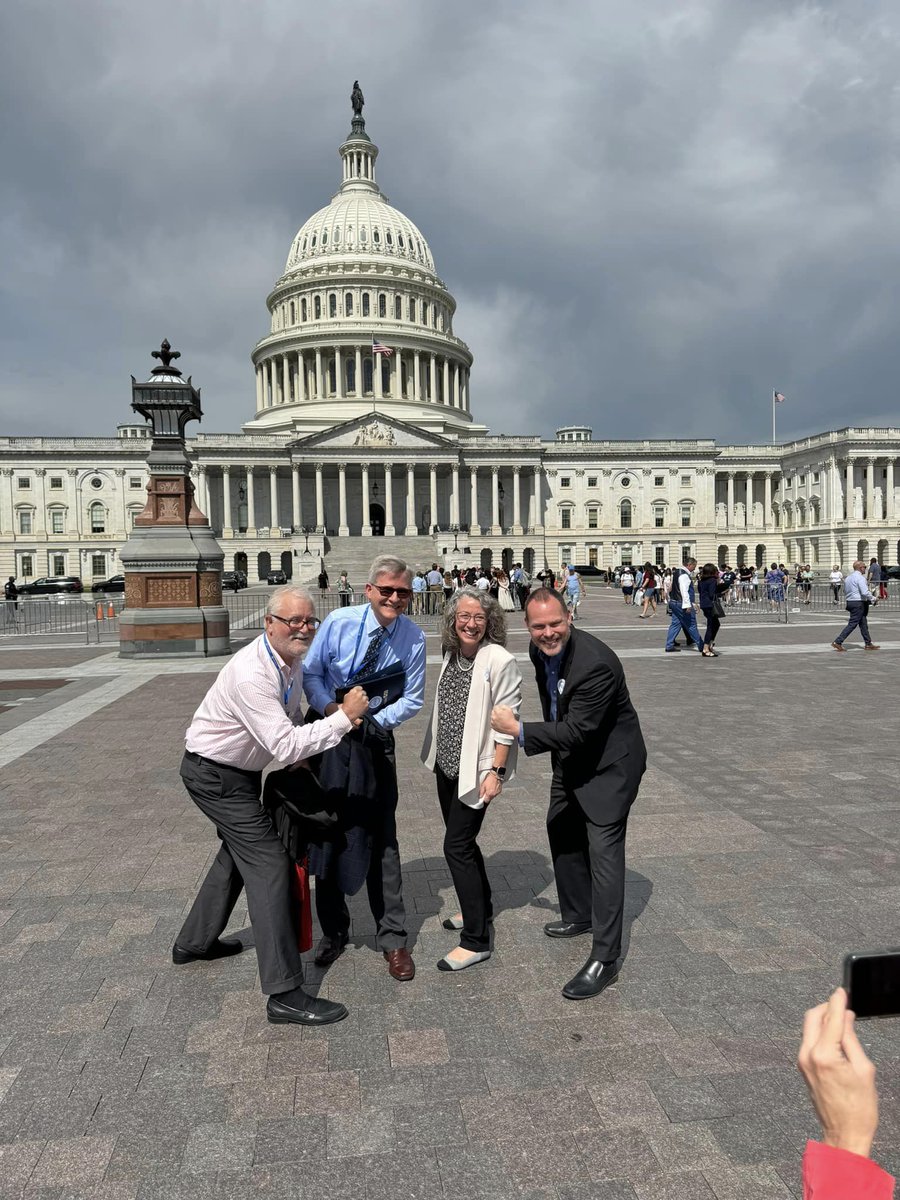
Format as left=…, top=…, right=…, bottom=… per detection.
left=118, top=340, right=230, bottom=657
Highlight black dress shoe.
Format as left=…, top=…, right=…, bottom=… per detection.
left=562, top=956, right=619, bottom=1000
left=544, top=920, right=592, bottom=939
left=266, top=991, right=348, bottom=1026
left=172, top=939, right=243, bottom=965
left=313, top=934, right=348, bottom=966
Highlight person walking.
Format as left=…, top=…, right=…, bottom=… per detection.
left=303, top=554, right=426, bottom=980
left=3, top=576, right=18, bottom=628
left=828, top=565, right=844, bottom=604
left=317, top=568, right=329, bottom=595
left=698, top=563, right=729, bottom=658
left=421, top=588, right=521, bottom=971
left=638, top=563, right=657, bottom=618
left=496, top=568, right=515, bottom=613
left=766, top=562, right=785, bottom=611
left=620, top=566, right=635, bottom=605
left=664, top=557, right=704, bottom=653
left=337, top=571, right=353, bottom=607
left=174, top=585, right=369, bottom=1027
left=563, top=566, right=582, bottom=620
left=831, top=561, right=880, bottom=652
left=491, top=588, right=646, bottom=1000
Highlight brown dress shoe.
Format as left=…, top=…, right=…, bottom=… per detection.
left=865, top=643, right=881, bottom=651
left=831, top=642, right=846, bottom=652
left=384, top=948, right=415, bottom=981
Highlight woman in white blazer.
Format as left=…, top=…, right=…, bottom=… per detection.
left=421, top=586, right=522, bottom=971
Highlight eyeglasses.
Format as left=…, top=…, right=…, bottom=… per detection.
left=456, top=614, right=487, bottom=626
left=370, top=585, right=412, bottom=600
left=268, top=613, right=321, bottom=631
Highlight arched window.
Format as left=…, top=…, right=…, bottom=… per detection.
left=381, top=357, right=390, bottom=392
left=378, top=293, right=386, bottom=318
left=619, top=499, right=632, bottom=528
left=301, top=236, right=307, bottom=253
left=344, top=292, right=353, bottom=316
left=311, top=234, right=317, bottom=249
left=346, top=358, right=356, bottom=393
left=394, top=295, right=402, bottom=320
left=373, top=228, right=380, bottom=245
left=17, top=508, right=33, bottom=535
left=408, top=298, right=416, bottom=322
left=386, top=231, right=393, bottom=247
left=422, top=302, right=428, bottom=324
left=363, top=358, right=374, bottom=394
left=328, top=357, right=336, bottom=394
left=360, top=226, right=367, bottom=243
left=653, top=503, right=665, bottom=528
left=362, top=293, right=370, bottom=317
left=334, top=227, right=341, bottom=244
left=314, top=296, right=321, bottom=320
left=89, top=502, right=106, bottom=533
left=328, top=293, right=337, bottom=318
left=301, top=298, right=307, bottom=322
left=398, top=233, right=405, bottom=249
left=289, top=301, right=295, bottom=324
left=322, top=230, right=327, bottom=246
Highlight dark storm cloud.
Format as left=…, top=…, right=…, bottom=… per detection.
left=2, top=0, right=899, bottom=443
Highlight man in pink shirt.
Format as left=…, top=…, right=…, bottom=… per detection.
left=173, top=585, right=369, bottom=1027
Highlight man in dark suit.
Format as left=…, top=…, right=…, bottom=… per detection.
left=492, top=587, right=646, bottom=999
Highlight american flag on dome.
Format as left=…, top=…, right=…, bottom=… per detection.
left=773, top=390, right=786, bottom=404
left=372, top=336, right=394, bottom=357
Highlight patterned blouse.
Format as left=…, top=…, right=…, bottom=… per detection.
left=434, top=652, right=474, bottom=779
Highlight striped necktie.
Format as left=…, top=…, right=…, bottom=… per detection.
left=352, top=627, right=386, bottom=680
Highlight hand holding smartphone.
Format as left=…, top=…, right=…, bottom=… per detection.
left=844, top=949, right=900, bottom=1019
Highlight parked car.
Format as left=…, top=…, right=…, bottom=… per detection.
left=91, top=575, right=125, bottom=594
left=881, top=565, right=900, bottom=581
left=18, top=576, right=84, bottom=596
left=568, top=564, right=608, bottom=581
left=266, top=569, right=288, bottom=585
left=222, top=571, right=242, bottom=592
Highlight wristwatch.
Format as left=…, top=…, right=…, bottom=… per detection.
left=490, top=766, right=507, bottom=779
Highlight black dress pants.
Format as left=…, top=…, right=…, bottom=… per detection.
left=436, top=766, right=491, bottom=952
left=314, top=742, right=408, bottom=952
left=176, top=752, right=304, bottom=996
left=546, top=763, right=636, bottom=964
left=835, top=601, right=873, bottom=646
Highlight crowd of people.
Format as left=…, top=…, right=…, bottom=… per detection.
left=172, top=550, right=894, bottom=1192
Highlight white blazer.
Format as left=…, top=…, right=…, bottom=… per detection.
left=421, top=641, right=522, bottom=808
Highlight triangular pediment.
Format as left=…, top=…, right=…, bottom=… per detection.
left=288, top=412, right=457, bottom=453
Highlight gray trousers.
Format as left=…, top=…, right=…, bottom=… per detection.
left=177, top=752, right=304, bottom=995
left=835, top=601, right=873, bottom=646
left=314, top=744, right=407, bottom=951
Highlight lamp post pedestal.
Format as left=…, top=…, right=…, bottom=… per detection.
left=118, top=341, right=230, bottom=658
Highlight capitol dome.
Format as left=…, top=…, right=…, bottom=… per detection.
left=244, top=94, right=481, bottom=439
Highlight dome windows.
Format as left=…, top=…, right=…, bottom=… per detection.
left=322, top=230, right=328, bottom=246
left=301, top=298, right=307, bottom=322
left=398, top=233, right=405, bottom=249
left=345, top=292, right=354, bottom=316
left=362, top=293, right=370, bottom=317
left=378, top=294, right=386, bottom=318
left=334, top=227, right=341, bottom=244
left=422, top=302, right=428, bottom=325
left=408, top=298, right=416, bottom=322
left=289, top=301, right=295, bottom=324
left=360, top=227, right=367, bottom=243
left=373, top=228, right=380, bottom=245
left=329, top=293, right=337, bottom=318
left=394, top=296, right=402, bottom=320
left=311, top=234, right=317, bottom=249
left=386, top=230, right=393, bottom=247
left=314, top=296, right=322, bottom=320
left=301, top=236, right=308, bottom=253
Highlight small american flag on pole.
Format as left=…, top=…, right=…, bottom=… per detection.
left=372, top=336, right=394, bottom=358
left=773, top=390, right=785, bottom=404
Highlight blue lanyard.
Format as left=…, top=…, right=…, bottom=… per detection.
left=263, top=635, right=294, bottom=708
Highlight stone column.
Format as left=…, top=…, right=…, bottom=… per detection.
left=532, top=466, right=544, bottom=531
left=429, top=463, right=438, bottom=532
left=222, top=466, right=233, bottom=536
left=845, top=460, right=854, bottom=520
left=296, top=352, right=306, bottom=402
left=745, top=474, right=753, bottom=529
left=726, top=472, right=735, bottom=529
left=374, top=349, right=383, bottom=399
left=335, top=348, right=344, bottom=400
left=314, top=463, right=325, bottom=529
left=291, top=463, right=301, bottom=529
left=255, top=365, right=263, bottom=410
left=764, top=471, right=772, bottom=531
left=197, top=465, right=208, bottom=517
left=453, top=362, right=460, bottom=408
left=451, top=463, right=460, bottom=525
left=393, top=350, right=402, bottom=398
left=429, top=354, right=437, bottom=402
left=443, top=358, right=450, bottom=406
left=273, top=361, right=281, bottom=406
left=887, top=458, right=895, bottom=521
left=469, top=466, right=479, bottom=532
left=866, top=457, right=875, bottom=520
left=245, top=467, right=257, bottom=535
left=269, top=466, right=279, bottom=528
left=338, top=464, right=348, bottom=535
left=491, top=466, right=501, bottom=534
left=512, top=466, right=522, bottom=533
left=354, top=346, right=362, bottom=397
left=405, top=463, right=417, bottom=534
left=384, top=463, right=395, bottom=536
left=361, top=465, right=372, bottom=536
left=315, top=349, right=323, bottom=399
left=282, top=355, right=290, bottom=405
left=413, top=350, right=422, bottom=402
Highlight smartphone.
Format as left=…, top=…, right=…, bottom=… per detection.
left=843, top=950, right=900, bottom=1019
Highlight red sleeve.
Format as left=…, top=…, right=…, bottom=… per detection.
left=803, top=1140, right=895, bottom=1200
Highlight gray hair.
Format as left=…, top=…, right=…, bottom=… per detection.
left=441, top=586, right=507, bottom=654
left=266, top=584, right=315, bottom=616
left=367, top=554, right=412, bottom=585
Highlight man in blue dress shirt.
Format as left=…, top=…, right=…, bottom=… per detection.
left=831, top=561, right=880, bottom=652
left=303, top=554, right=426, bottom=980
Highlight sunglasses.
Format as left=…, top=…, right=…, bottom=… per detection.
left=268, top=614, right=321, bottom=631
left=369, top=585, right=412, bottom=600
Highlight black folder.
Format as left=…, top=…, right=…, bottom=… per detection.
left=335, top=660, right=406, bottom=713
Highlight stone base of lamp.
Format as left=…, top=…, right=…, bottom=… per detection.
left=119, top=604, right=230, bottom=658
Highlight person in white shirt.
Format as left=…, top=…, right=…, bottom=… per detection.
left=475, top=573, right=490, bottom=592
left=829, top=565, right=844, bottom=605
left=175, top=585, right=369, bottom=1027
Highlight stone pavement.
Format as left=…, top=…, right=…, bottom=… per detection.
left=0, top=587, right=898, bottom=1198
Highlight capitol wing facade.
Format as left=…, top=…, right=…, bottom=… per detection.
left=2, top=99, right=899, bottom=585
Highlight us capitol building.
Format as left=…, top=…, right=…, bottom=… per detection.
left=2, top=90, right=899, bottom=586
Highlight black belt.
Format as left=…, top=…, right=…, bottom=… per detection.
left=183, top=750, right=261, bottom=778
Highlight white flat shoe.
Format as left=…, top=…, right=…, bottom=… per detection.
left=436, top=949, right=491, bottom=972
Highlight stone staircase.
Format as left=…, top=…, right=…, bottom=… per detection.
left=306, top=534, right=442, bottom=589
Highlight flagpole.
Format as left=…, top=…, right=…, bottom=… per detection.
left=772, top=390, right=776, bottom=445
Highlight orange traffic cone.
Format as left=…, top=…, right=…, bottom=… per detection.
left=107, top=601, right=115, bottom=619
left=96, top=602, right=104, bottom=621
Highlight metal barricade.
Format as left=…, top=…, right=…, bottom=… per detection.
left=788, top=582, right=899, bottom=613
left=224, top=588, right=444, bottom=631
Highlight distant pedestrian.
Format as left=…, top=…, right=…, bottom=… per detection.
left=4, top=577, right=18, bottom=607
left=698, top=563, right=729, bottom=658
left=664, top=557, right=704, bottom=653
left=620, top=567, right=635, bottom=604
left=831, top=561, right=879, bottom=652
left=828, top=565, right=843, bottom=604
left=563, top=567, right=582, bottom=619
left=337, top=572, right=352, bottom=607
left=317, top=568, right=329, bottom=595
left=638, top=563, right=657, bottom=618
left=766, top=563, right=785, bottom=609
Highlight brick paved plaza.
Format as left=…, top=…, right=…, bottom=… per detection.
left=0, top=587, right=898, bottom=1198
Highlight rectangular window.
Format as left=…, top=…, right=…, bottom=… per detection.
left=799, top=474, right=806, bottom=485
left=408, top=298, right=415, bottom=322
left=587, top=476, right=597, bottom=487
left=680, top=474, right=691, bottom=486
left=16, top=477, right=30, bottom=490
left=680, top=505, right=692, bottom=527
left=560, top=477, right=571, bottom=488
left=655, top=545, right=666, bottom=567
left=560, top=508, right=572, bottom=529
left=18, top=510, right=32, bottom=534
left=559, top=546, right=571, bottom=566
left=20, top=554, right=34, bottom=577
left=654, top=508, right=664, bottom=528
left=681, top=544, right=693, bottom=564
left=588, top=547, right=598, bottom=567
left=128, top=476, right=142, bottom=490
left=91, top=554, right=106, bottom=577
left=49, top=476, right=63, bottom=490
left=50, top=511, right=64, bottom=534
left=587, top=509, right=598, bottom=529
left=813, top=472, right=820, bottom=484
left=654, top=475, right=664, bottom=487
left=378, top=293, right=387, bottom=318
left=51, top=554, right=66, bottom=575
left=90, top=508, right=105, bottom=533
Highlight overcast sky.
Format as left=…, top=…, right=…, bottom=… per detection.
left=2, top=1, right=899, bottom=444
